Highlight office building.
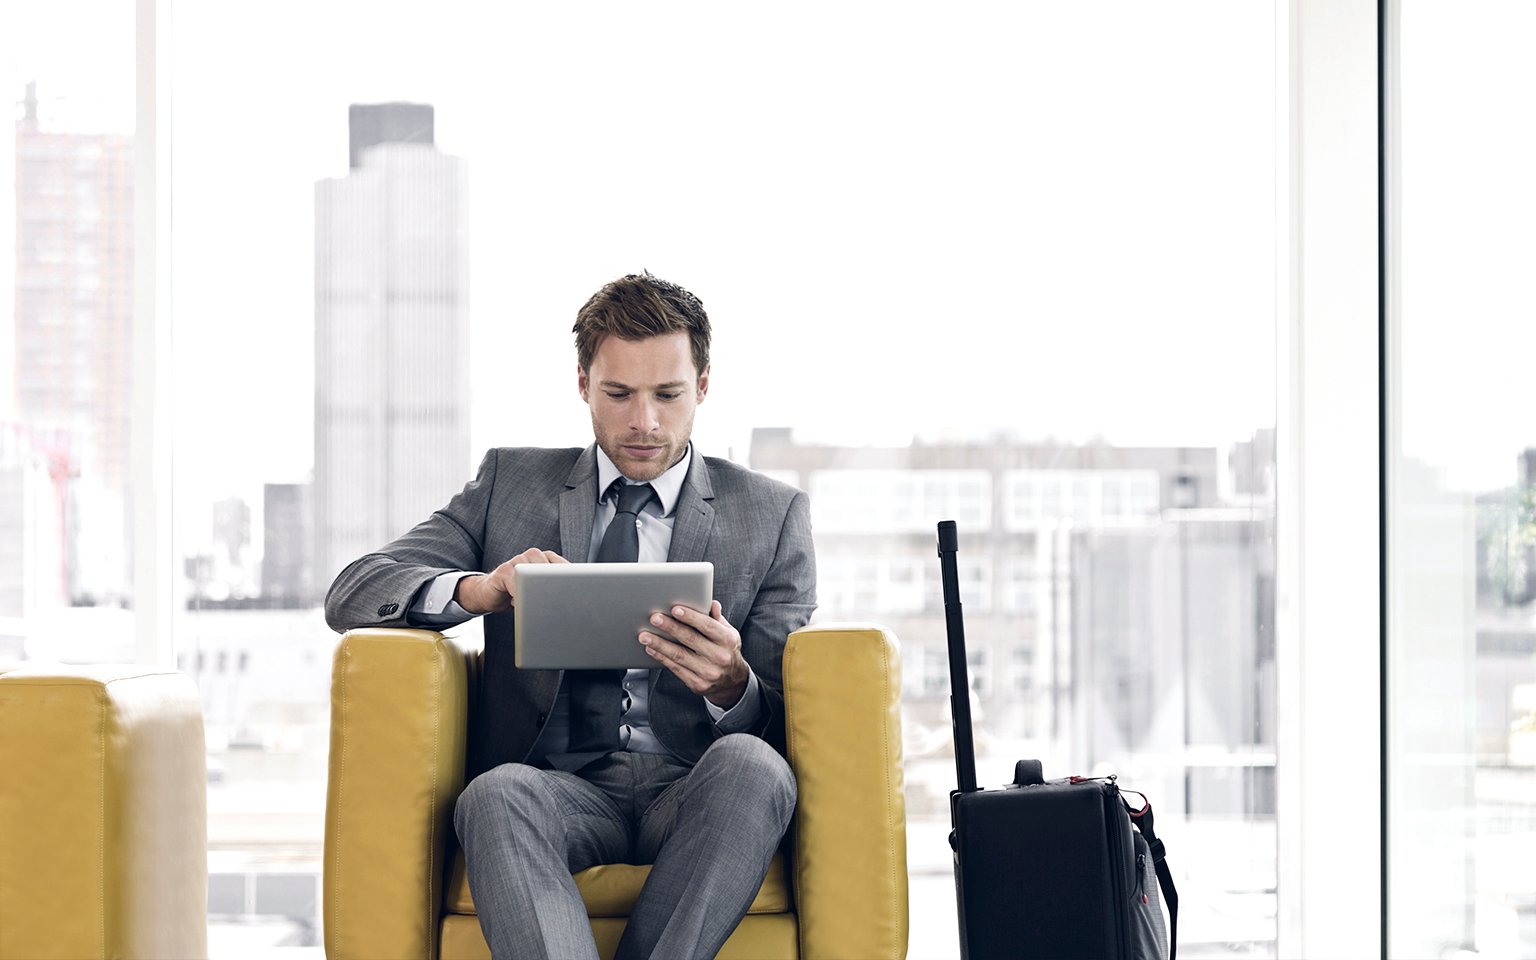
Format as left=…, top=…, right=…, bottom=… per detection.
left=748, top=428, right=1276, bottom=819
left=11, top=81, right=134, bottom=604
left=312, top=103, right=470, bottom=597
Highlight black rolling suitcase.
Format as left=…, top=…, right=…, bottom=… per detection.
left=938, top=520, right=1179, bottom=960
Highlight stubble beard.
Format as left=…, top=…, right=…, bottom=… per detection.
left=592, top=415, right=693, bottom=483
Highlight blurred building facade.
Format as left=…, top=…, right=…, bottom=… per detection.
left=312, top=102, right=470, bottom=597
left=11, top=81, right=134, bottom=606
left=0, top=424, right=70, bottom=656
left=748, top=428, right=1278, bottom=820
left=262, top=482, right=314, bottom=606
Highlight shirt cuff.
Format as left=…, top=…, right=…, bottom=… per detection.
left=705, top=667, right=762, bottom=733
left=406, top=571, right=482, bottom=628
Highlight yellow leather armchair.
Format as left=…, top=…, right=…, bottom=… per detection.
left=0, top=661, right=209, bottom=959
left=324, top=624, right=908, bottom=960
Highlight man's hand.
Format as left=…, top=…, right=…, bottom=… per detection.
left=454, top=548, right=569, bottom=615
left=640, top=600, right=751, bottom=709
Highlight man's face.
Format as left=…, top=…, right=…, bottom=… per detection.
left=579, top=330, right=708, bottom=482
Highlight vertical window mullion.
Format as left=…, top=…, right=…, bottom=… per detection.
left=131, top=0, right=174, bottom=667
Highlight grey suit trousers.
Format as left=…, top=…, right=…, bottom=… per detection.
left=454, top=734, right=796, bottom=960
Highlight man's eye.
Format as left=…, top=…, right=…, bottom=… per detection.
left=657, top=393, right=680, bottom=401
left=606, top=391, right=630, bottom=400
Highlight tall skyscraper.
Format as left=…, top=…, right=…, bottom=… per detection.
left=313, top=103, right=470, bottom=597
left=11, top=81, right=135, bottom=604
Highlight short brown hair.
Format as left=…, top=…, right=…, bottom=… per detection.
left=573, top=271, right=711, bottom=376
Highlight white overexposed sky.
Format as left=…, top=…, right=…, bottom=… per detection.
left=13, top=1, right=1535, bottom=540
left=164, top=0, right=1281, bottom=520
left=1397, top=1, right=1536, bottom=494
left=9, top=1, right=1280, bottom=540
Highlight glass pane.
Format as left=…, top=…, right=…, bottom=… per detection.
left=2, top=1, right=137, bottom=663
left=1394, top=2, right=1536, bottom=956
left=174, top=2, right=1278, bottom=954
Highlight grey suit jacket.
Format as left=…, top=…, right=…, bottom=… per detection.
left=324, top=444, right=817, bottom=771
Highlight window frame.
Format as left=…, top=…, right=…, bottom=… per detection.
left=1273, top=1, right=1384, bottom=955
left=132, top=0, right=174, bottom=667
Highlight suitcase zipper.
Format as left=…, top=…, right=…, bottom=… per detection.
left=1068, top=773, right=1117, bottom=785
left=1102, top=780, right=1133, bottom=959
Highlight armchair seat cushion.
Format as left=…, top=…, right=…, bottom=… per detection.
left=446, top=848, right=791, bottom=918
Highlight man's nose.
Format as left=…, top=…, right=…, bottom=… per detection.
left=630, top=398, right=660, bottom=434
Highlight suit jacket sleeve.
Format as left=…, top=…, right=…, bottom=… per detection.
left=740, top=488, right=817, bottom=752
left=324, top=450, right=497, bottom=632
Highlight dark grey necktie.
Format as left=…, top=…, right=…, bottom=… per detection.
left=595, top=480, right=658, bottom=564
left=567, top=480, right=658, bottom=754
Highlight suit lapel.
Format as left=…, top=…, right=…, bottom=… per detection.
left=559, top=445, right=599, bottom=560
left=563, top=443, right=716, bottom=562
left=666, top=451, right=716, bottom=563
left=652, top=451, right=717, bottom=732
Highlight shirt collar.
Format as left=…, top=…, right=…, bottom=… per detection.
left=595, top=443, right=692, bottom=518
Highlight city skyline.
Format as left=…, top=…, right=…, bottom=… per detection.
left=161, top=2, right=1284, bottom=519
left=9, top=6, right=1536, bottom=531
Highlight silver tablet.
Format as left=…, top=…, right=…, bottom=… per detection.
left=513, top=562, right=714, bottom=669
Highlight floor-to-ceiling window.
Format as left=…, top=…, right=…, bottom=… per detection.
left=7, top=2, right=1282, bottom=954
left=1391, top=3, right=1536, bottom=955
left=1, top=1, right=137, bottom=665
left=169, top=4, right=1281, bottom=953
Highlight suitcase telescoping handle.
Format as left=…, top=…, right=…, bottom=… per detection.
left=938, top=520, right=979, bottom=794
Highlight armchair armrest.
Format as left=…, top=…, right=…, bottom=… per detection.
left=325, top=629, right=469, bottom=960
left=0, top=663, right=207, bottom=959
left=784, top=623, right=908, bottom=960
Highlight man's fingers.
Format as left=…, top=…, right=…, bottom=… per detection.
left=644, top=606, right=748, bottom=706
left=649, top=611, right=715, bottom=659
left=644, top=629, right=735, bottom=686
left=653, top=607, right=736, bottom=666
left=659, top=604, right=723, bottom=640
left=486, top=549, right=567, bottom=609
left=642, top=633, right=711, bottom=691
left=641, top=628, right=697, bottom=660
left=504, top=548, right=566, bottom=568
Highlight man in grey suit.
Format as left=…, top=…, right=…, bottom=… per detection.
left=324, top=272, right=816, bottom=960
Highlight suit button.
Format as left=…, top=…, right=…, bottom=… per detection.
left=536, top=713, right=547, bottom=726
left=377, top=602, right=400, bottom=618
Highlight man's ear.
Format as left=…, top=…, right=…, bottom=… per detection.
left=578, top=364, right=590, bottom=403
left=696, top=365, right=710, bottom=403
